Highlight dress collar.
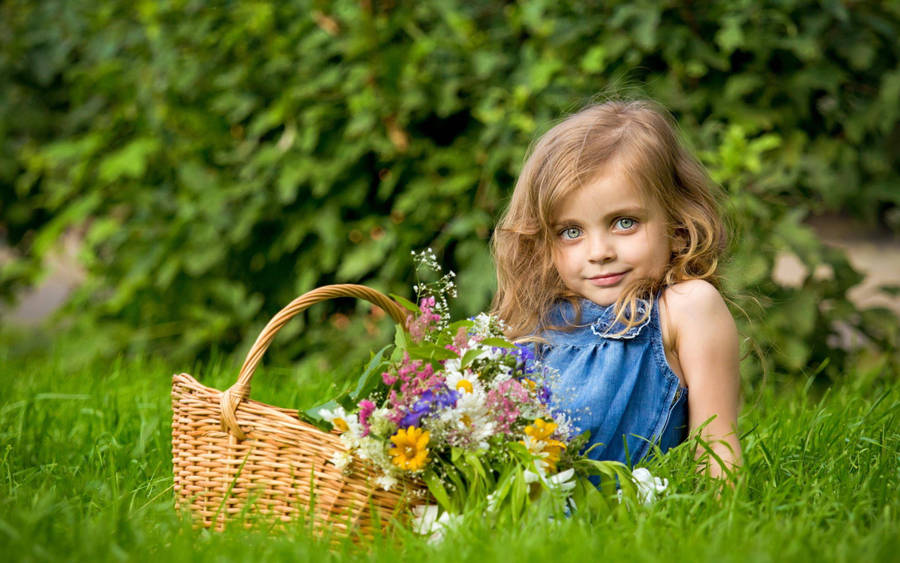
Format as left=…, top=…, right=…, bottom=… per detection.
left=553, top=298, right=652, bottom=340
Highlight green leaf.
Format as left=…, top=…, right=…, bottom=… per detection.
left=422, top=471, right=453, bottom=512
left=303, top=400, right=342, bottom=432
left=715, top=15, right=744, bottom=54
left=572, top=479, right=611, bottom=515
left=390, top=294, right=420, bottom=313
left=297, top=412, right=335, bottom=433
left=448, top=319, right=475, bottom=332
left=98, top=137, right=160, bottom=183
left=580, top=45, right=607, bottom=73
left=480, top=337, right=515, bottom=348
left=510, top=465, right=526, bottom=522
left=461, top=348, right=482, bottom=368
left=394, top=324, right=410, bottom=350
left=464, top=451, right=489, bottom=483
left=336, top=240, right=387, bottom=280
left=350, top=345, right=391, bottom=401
left=406, top=342, right=459, bottom=361
left=493, top=469, right=515, bottom=504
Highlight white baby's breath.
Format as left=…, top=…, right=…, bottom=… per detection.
left=470, top=312, right=495, bottom=338
left=368, top=407, right=395, bottom=437
left=355, top=435, right=390, bottom=468
left=375, top=473, right=398, bottom=492
left=329, top=451, right=353, bottom=472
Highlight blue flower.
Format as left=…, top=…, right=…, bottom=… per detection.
left=399, top=400, right=431, bottom=427
left=399, top=385, right=458, bottom=427
left=513, top=343, right=537, bottom=374
left=538, top=384, right=552, bottom=405
left=422, top=385, right=459, bottom=409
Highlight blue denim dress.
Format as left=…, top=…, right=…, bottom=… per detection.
left=536, top=297, right=688, bottom=467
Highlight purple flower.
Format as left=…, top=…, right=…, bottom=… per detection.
left=422, top=386, right=458, bottom=409
left=397, top=385, right=458, bottom=428
left=538, top=384, right=552, bottom=405
left=513, top=344, right=537, bottom=374
left=399, top=400, right=432, bottom=428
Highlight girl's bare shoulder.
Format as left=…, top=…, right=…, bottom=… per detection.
left=660, top=279, right=736, bottom=354
left=662, top=279, right=729, bottom=317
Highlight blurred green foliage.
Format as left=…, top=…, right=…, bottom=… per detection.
left=1, top=0, right=898, bottom=379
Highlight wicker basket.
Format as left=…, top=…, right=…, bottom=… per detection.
left=171, top=284, right=429, bottom=537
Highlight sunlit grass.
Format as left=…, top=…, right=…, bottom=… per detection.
left=1, top=331, right=898, bottom=561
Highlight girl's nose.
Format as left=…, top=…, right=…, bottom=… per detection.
left=588, top=233, right=615, bottom=262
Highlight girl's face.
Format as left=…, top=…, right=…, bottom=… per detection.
left=550, top=169, right=672, bottom=306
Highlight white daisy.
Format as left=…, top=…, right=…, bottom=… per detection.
left=524, top=467, right=576, bottom=493
left=318, top=405, right=350, bottom=432
left=440, top=387, right=495, bottom=450
left=444, top=368, right=484, bottom=396
left=411, top=504, right=462, bottom=544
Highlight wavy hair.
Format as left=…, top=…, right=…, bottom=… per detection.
left=491, top=99, right=727, bottom=339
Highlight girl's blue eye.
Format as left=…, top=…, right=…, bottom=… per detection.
left=615, top=218, right=636, bottom=231
left=560, top=227, right=582, bottom=240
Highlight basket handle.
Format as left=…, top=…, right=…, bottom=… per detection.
left=220, top=284, right=410, bottom=439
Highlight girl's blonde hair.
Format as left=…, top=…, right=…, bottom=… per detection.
left=491, top=99, right=727, bottom=339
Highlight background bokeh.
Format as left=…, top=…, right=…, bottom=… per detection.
left=2, top=0, right=898, bottom=381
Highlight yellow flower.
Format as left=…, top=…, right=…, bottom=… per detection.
left=332, top=418, right=349, bottom=433
left=524, top=418, right=557, bottom=441
left=540, top=440, right=566, bottom=473
left=522, top=419, right=566, bottom=473
left=455, top=379, right=474, bottom=394
left=389, top=426, right=430, bottom=471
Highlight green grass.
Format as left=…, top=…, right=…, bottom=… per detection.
left=1, top=332, right=898, bottom=562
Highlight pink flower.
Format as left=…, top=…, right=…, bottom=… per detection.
left=486, top=379, right=529, bottom=434
left=358, top=400, right=376, bottom=436
left=406, top=314, right=427, bottom=343
left=404, top=298, right=442, bottom=343
left=453, top=326, right=468, bottom=351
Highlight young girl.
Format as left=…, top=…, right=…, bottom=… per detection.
left=492, top=99, right=742, bottom=478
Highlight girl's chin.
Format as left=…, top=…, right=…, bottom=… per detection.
left=577, top=289, right=619, bottom=307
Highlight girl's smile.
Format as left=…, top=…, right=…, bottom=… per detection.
left=588, top=271, right=628, bottom=286
left=551, top=166, right=672, bottom=306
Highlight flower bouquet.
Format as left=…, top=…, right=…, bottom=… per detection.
left=309, top=250, right=661, bottom=533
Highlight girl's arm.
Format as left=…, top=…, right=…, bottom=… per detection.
left=664, top=279, right=743, bottom=479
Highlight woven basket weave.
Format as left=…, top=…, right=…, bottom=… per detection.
left=171, top=284, right=429, bottom=536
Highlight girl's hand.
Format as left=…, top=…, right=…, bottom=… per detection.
left=661, top=279, right=743, bottom=479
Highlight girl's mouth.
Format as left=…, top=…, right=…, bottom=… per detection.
left=588, top=272, right=627, bottom=287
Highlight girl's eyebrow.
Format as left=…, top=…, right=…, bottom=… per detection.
left=607, top=206, right=647, bottom=217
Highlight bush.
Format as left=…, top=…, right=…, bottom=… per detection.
left=2, top=0, right=898, bottom=377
